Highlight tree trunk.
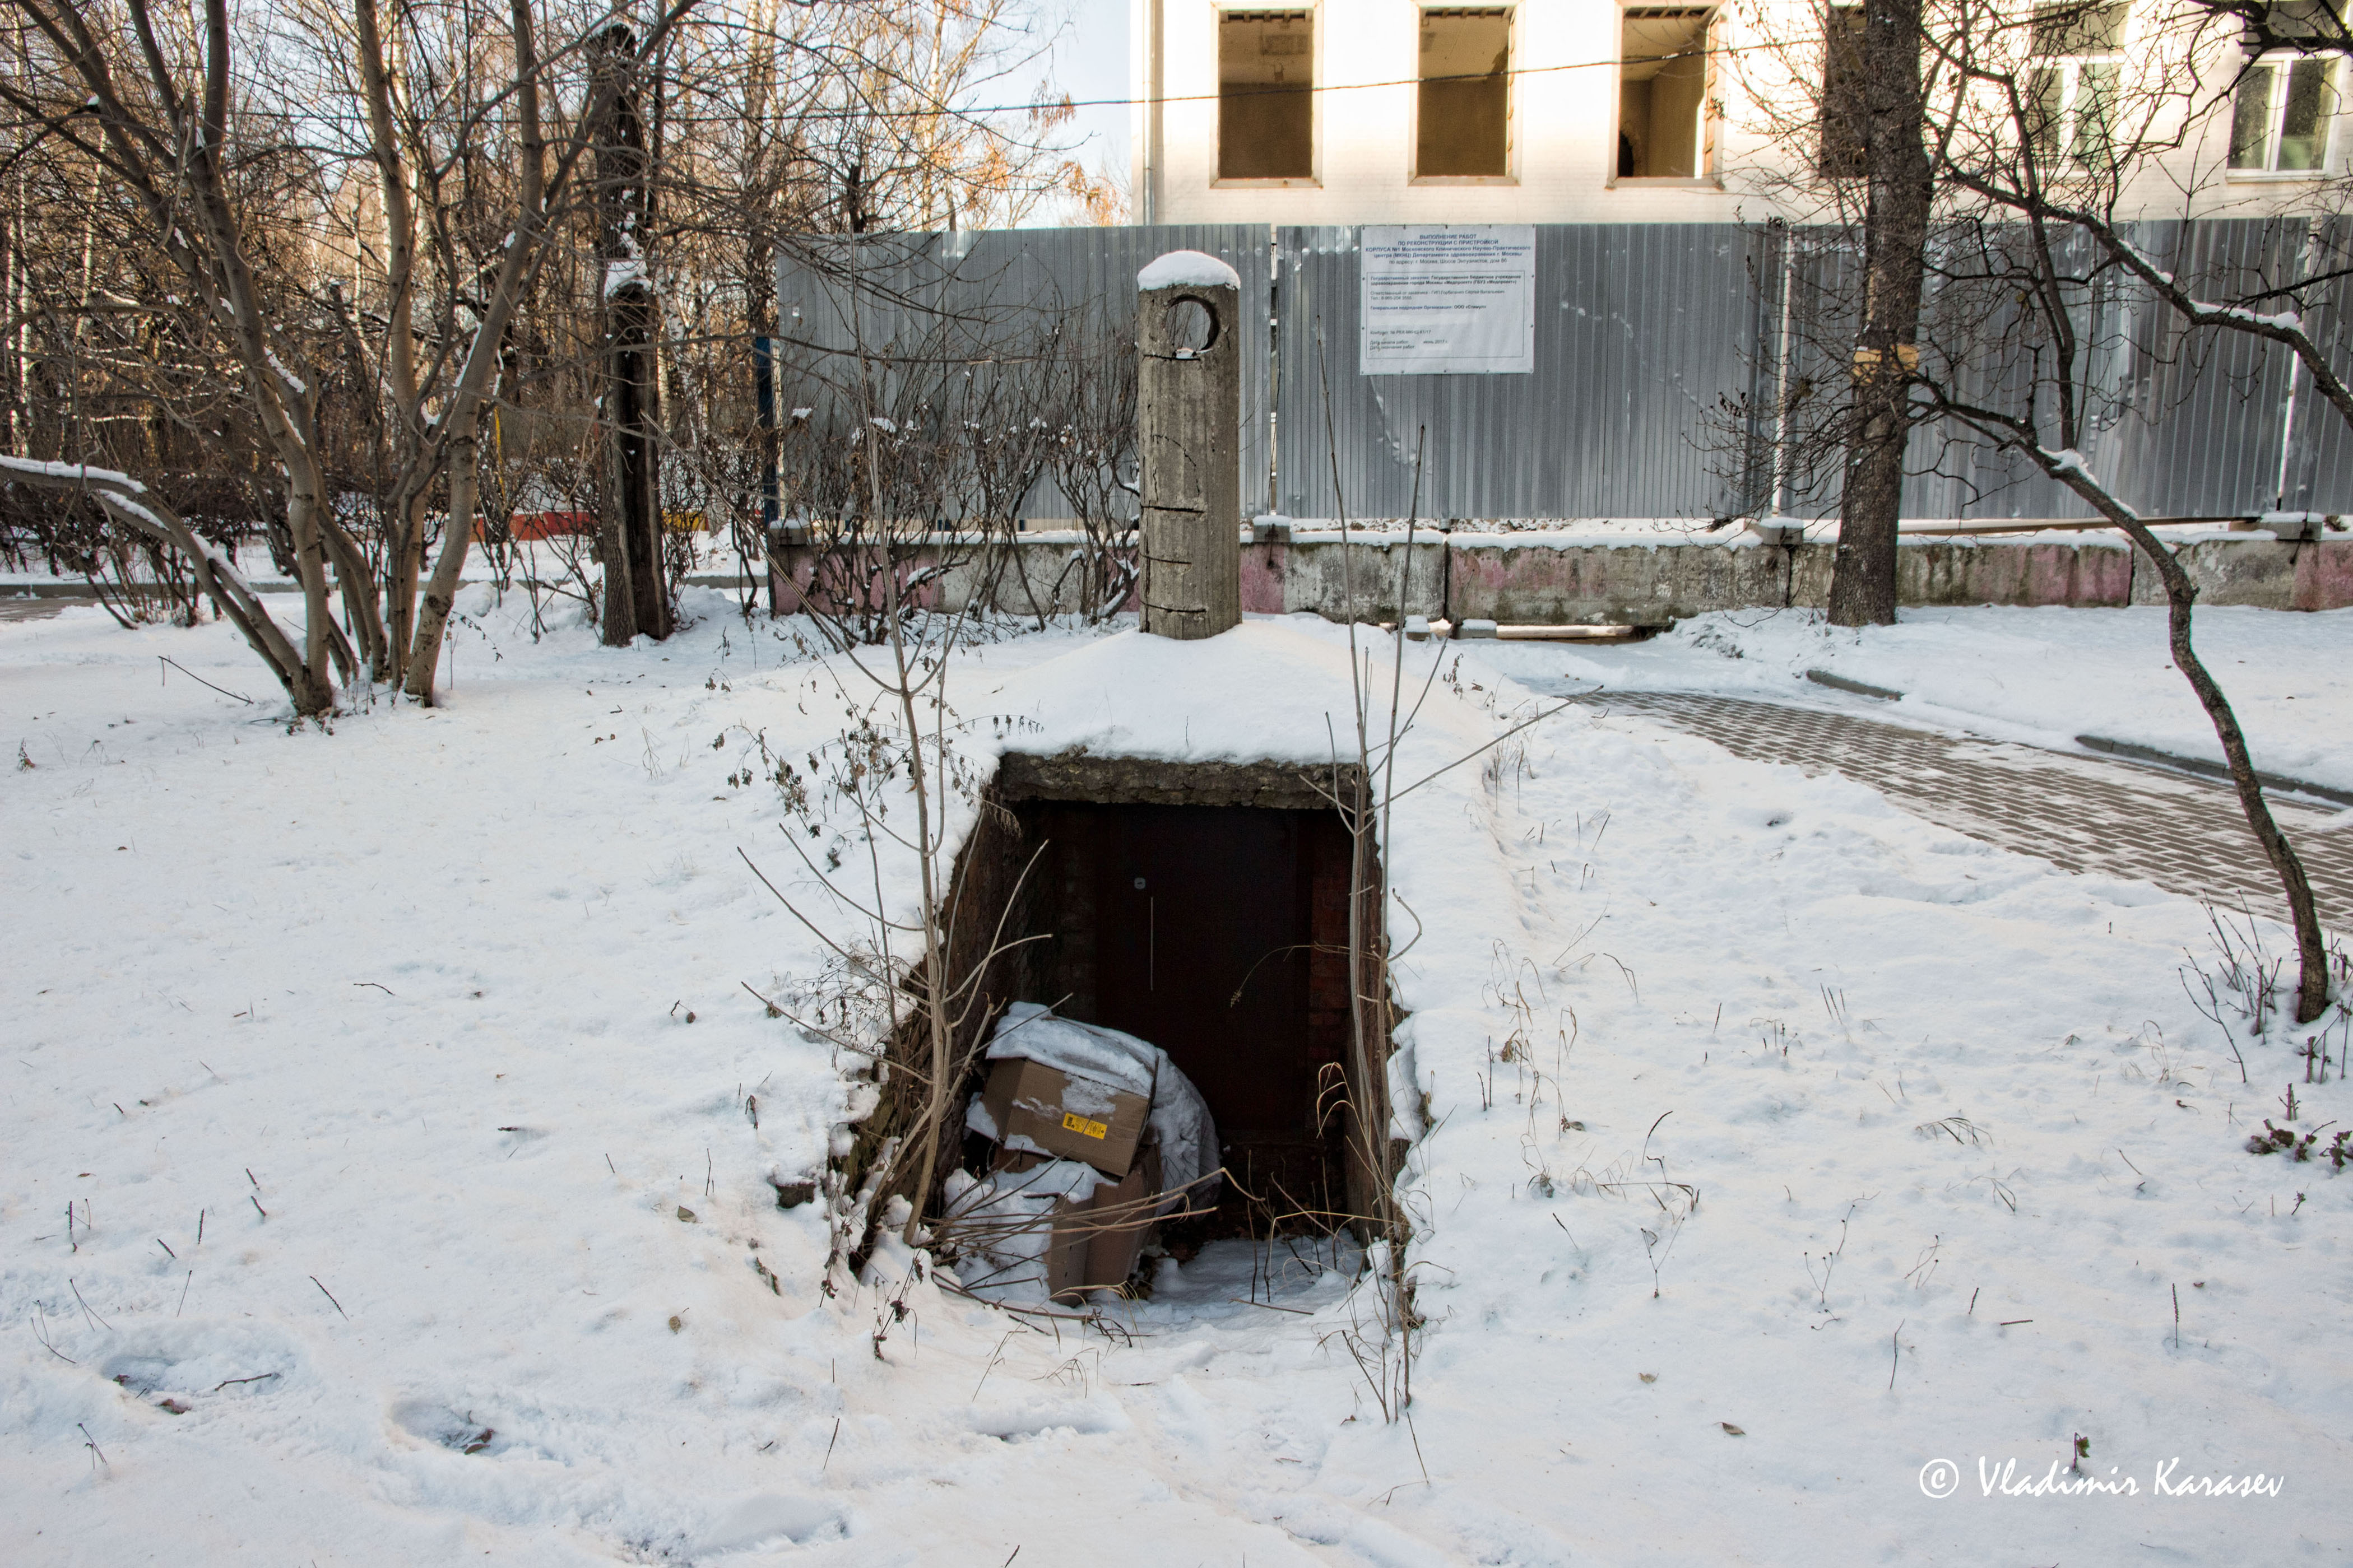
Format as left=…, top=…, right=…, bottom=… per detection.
left=2144, top=556, right=2333, bottom=1025
left=600, top=282, right=668, bottom=642
left=281, top=441, right=342, bottom=702
left=1968, top=426, right=2338, bottom=1025
left=593, top=27, right=670, bottom=646
left=398, top=0, right=565, bottom=695
left=2077, top=502, right=2332, bottom=1023
left=354, top=0, right=426, bottom=687
left=1827, top=0, right=1933, bottom=628
left=405, top=426, right=477, bottom=703
left=386, top=492, right=425, bottom=686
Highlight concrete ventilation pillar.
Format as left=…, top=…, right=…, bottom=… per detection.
left=1138, top=251, right=1242, bottom=639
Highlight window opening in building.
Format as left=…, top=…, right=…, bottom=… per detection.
left=1419, top=8, right=1512, bottom=177
left=1620, top=8, right=1714, bottom=178
left=2230, top=52, right=2340, bottom=171
left=2027, top=2, right=2127, bottom=166
left=1818, top=3, right=1867, bottom=177
left=1219, top=9, right=1315, bottom=180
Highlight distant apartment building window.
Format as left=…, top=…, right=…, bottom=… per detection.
left=1818, top=3, right=1867, bottom=177
left=1219, top=9, right=1315, bottom=180
left=2026, top=2, right=2126, bottom=166
left=2230, top=53, right=2339, bottom=171
left=1619, top=8, right=1714, bottom=178
left=1418, top=8, right=1512, bottom=178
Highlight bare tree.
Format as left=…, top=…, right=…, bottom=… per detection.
left=0, top=0, right=390, bottom=712
left=0, top=0, right=1102, bottom=710
left=1728, top=0, right=2341, bottom=1020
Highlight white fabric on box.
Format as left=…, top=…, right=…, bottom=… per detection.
left=987, top=1001, right=1156, bottom=1093
left=985, top=1003, right=1220, bottom=1209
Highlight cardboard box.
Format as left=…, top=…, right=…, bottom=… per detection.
left=994, top=1147, right=1162, bottom=1303
left=979, top=1055, right=1150, bottom=1178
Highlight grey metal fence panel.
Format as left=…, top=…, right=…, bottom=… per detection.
left=1780, top=219, right=2323, bottom=522
left=1273, top=225, right=1776, bottom=519
left=2276, top=217, right=2353, bottom=515
left=774, top=220, right=2348, bottom=524
left=773, top=226, right=1271, bottom=519
left=2118, top=220, right=2300, bottom=517
left=1896, top=222, right=2129, bottom=521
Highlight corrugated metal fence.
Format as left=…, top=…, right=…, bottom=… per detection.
left=773, top=221, right=2353, bottom=522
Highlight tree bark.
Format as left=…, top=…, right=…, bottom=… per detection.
left=353, top=0, right=427, bottom=686
left=402, top=0, right=553, bottom=699
left=594, top=26, right=670, bottom=645
left=1936, top=402, right=2336, bottom=1026
left=2066, top=491, right=2331, bottom=1023
left=1827, top=0, right=1934, bottom=627
left=2, top=458, right=332, bottom=711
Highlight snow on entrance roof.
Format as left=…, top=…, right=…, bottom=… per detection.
left=971, top=621, right=1486, bottom=775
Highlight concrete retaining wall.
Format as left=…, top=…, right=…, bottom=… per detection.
left=2128, top=538, right=2353, bottom=611
left=768, top=531, right=2353, bottom=624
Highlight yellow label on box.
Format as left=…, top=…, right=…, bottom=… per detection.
left=1061, top=1111, right=1109, bottom=1140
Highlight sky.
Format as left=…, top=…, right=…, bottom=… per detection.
left=1038, top=0, right=1131, bottom=208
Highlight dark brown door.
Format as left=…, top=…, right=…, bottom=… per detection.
left=1085, top=805, right=1312, bottom=1139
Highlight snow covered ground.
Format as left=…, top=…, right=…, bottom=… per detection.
left=4, top=593, right=2347, bottom=1565
left=2, top=536, right=765, bottom=593
left=1498, top=604, right=2353, bottom=798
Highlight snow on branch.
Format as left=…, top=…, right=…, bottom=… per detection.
left=0, top=454, right=148, bottom=492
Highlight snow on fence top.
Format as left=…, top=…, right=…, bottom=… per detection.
left=1138, top=250, right=1241, bottom=292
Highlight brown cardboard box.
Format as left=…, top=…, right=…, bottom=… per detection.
left=1079, top=1147, right=1160, bottom=1300
left=993, top=1146, right=1162, bottom=1303
left=979, top=1055, right=1150, bottom=1178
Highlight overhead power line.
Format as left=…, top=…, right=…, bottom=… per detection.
left=20, top=48, right=1727, bottom=131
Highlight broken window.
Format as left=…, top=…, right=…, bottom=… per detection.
left=1219, top=9, right=1315, bottom=180
left=2026, top=1, right=2127, bottom=166
left=1619, top=7, right=1714, bottom=178
left=2230, top=53, right=2340, bottom=171
left=1419, top=8, right=1512, bottom=178
left=1818, top=3, right=1867, bottom=178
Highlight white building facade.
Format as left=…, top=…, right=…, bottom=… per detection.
left=1130, top=0, right=1751, bottom=225
left=1128, top=1, right=2352, bottom=226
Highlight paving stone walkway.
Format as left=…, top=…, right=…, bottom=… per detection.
left=1540, top=686, right=2353, bottom=932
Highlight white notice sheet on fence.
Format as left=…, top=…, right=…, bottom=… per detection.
left=1358, top=225, right=1535, bottom=375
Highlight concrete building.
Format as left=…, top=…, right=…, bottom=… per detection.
left=1127, top=1, right=2352, bottom=226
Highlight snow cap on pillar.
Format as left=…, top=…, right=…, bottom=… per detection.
left=1137, top=250, right=1243, bottom=292
left=1137, top=252, right=1243, bottom=640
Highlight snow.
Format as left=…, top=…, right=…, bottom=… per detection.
left=983, top=1003, right=1218, bottom=1202
left=2, top=593, right=2348, bottom=1563
left=1478, top=604, right=2353, bottom=794
left=2190, top=300, right=2304, bottom=333
left=5, top=537, right=773, bottom=597
left=1238, top=518, right=2229, bottom=547
left=263, top=351, right=307, bottom=396
left=602, top=257, right=646, bottom=299
left=0, top=454, right=146, bottom=491
left=987, top=999, right=1157, bottom=1095
left=1136, top=249, right=1241, bottom=291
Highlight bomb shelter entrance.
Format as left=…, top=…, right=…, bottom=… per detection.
left=973, top=753, right=1395, bottom=1244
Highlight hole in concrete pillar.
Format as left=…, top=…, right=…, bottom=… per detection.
left=1164, top=296, right=1218, bottom=355
left=846, top=755, right=1403, bottom=1267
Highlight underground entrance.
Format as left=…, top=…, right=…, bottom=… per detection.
left=839, top=754, right=1400, bottom=1278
